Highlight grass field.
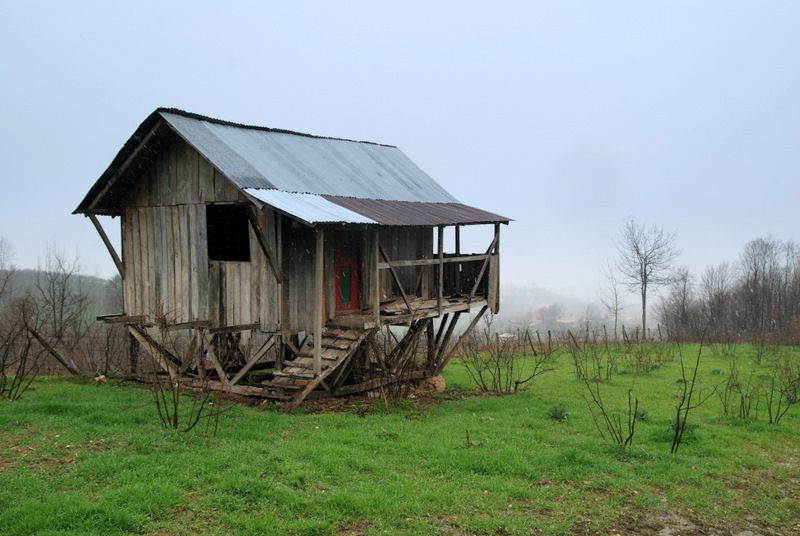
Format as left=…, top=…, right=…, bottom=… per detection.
left=1, top=344, right=798, bottom=535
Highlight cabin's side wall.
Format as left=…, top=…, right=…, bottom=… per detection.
left=121, top=138, right=279, bottom=329
left=281, top=223, right=314, bottom=333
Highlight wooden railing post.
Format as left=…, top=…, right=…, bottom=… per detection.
left=437, top=225, right=444, bottom=315
left=455, top=225, right=461, bottom=294
left=373, top=228, right=380, bottom=327
left=493, top=223, right=500, bottom=313
left=313, top=227, right=324, bottom=375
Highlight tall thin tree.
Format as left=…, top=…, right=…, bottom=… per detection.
left=616, top=219, right=678, bottom=337
left=598, top=260, right=625, bottom=340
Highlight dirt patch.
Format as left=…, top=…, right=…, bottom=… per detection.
left=335, top=519, right=372, bottom=535
left=0, top=433, right=120, bottom=472
left=610, top=510, right=780, bottom=536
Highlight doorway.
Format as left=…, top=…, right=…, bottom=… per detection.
left=334, top=231, right=361, bottom=312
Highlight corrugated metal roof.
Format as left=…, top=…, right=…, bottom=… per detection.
left=75, top=108, right=512, bottom=226
left=243, top=188, right=378, bottom=225
left=324, top=196, right=511, bottom=226
left=161, top=111, right=458, bottom=203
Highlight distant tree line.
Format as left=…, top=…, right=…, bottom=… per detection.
left=657, top=237, right=800, bottom=343
left=0, top=238, right=127, bottom=400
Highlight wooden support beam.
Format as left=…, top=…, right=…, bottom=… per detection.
left=436, top=305, right=488, bottom=373
left=209, top=321, right=260, bottom=334
left=455, top=225, right=461, bottom=294
left=177, top=377, right=282, bottom=398
left=366, top=334, right=387, bottom=369
left=26, top=324, right=81, bottom=376
left=161, top=320, right=211, bottom=331
left=313, top=228, right=324, bottom=375
left=391, top=319, right=429, bottom=375
left=96, top=314, right=146, bottom=324
left=230, top=334, right=275, bottom=385
left=373, top=229, right=380, bottom=327
left=127, top=325, right=177, bottom=381
left=493, top=223, right=500, bottom=314
left=468, top=234, right=499, bottom=302
left=200, top=330, right=231, bottom=389
left=178, top=331, right=201, bottom=375
left=379, top=244, right=413, bottom=315
left=88, top=213, right=124, bottom=278
left=330, top=350, right=358, bottom=389
left=317, top=370, right=427, bottom=398
left=434, top=313, right=449, bottom=347
left=426, top=320, right=435, bottom=369
left=276, top=213, right=284, bottom=371
left=434, top=312, right=461, bottom=367
left=246, top=206, right=282, bottom=283
left=377, top=253, right=489, bottom=269
left=437, top=225, right=444, bottom=315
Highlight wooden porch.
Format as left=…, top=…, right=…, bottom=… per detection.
left=331, top=295, right=489, bottom=330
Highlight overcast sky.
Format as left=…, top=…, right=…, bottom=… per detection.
left=1, top=1, right=797, bottom=302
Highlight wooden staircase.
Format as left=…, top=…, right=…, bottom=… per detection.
left=266, top=322, right=376, bottom=412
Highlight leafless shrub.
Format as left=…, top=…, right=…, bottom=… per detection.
left=736, top=371, right=760, bottom=421
left=764, top=356, right=800, bottom=424
left=671, top=337, right=718, bottom=454
left=513, top=329, right=557, bottom=391
left=142, top=320, right=226, bottom=435
left=582, top=378, right=639, bottom=447
left=0, top=297, right=45, bottom=401
left=460, top=327, right=516, bottom=394
left=718, top=358, right=740, bottom=417
left=149, top=374, right=222, bottom=435
left=566, top=327, right=616, bottom=382
left=620, top=325, right=659, bottom=375
left=717, top=359, right=766, bottom=421
left=460, top=316, right=555, bottom=394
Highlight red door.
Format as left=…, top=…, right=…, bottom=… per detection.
left=334, top=232, right=361, bottom=311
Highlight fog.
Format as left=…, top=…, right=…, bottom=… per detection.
left=1, top=2, right=797, bottom=320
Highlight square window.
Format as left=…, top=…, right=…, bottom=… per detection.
left=206, top=205, right=251, bottom=262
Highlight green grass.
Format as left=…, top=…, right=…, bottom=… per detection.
left=1, top=344, right=798, bottom=535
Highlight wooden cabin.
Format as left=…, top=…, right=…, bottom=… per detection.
left=75, top=108, right=510, bottom=410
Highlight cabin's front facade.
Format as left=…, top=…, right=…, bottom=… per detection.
left=76, top=109, right=509, bottom=410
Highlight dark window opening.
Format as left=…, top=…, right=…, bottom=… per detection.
left=206, top=204, right=251, bottom=262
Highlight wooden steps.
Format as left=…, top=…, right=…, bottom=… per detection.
left=268, top=323, right=377, bottom=412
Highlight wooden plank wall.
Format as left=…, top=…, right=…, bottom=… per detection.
left=121, top=138, right=279, bottom=329
left=282, top=223, right=315, bottom=333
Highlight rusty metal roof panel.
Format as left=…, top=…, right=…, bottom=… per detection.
left=324, top=196, right=511, bottom=226
left=243, top=188, right=378, bottom=225
left=161, top=111, right=458, bottom=203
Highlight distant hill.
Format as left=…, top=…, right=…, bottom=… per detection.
left=0, top=269, right=120, bottom=318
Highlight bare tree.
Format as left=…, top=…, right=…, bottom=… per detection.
left=657, top=266, right=698, bottom=340
left=22, top=245, right=92, bottom=375
left=33, top=245, right=93, bottom=353
left=616, top=219, right=678, bottom=337
left=598, top=260, right=625, bottom=340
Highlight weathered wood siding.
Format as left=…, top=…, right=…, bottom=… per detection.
left=281, top=223, right=315, bottom=333
left=121, top=138, right=279, bottom=329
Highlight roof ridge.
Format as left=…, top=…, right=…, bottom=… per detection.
left=156, top=107, right=397, bottom=148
